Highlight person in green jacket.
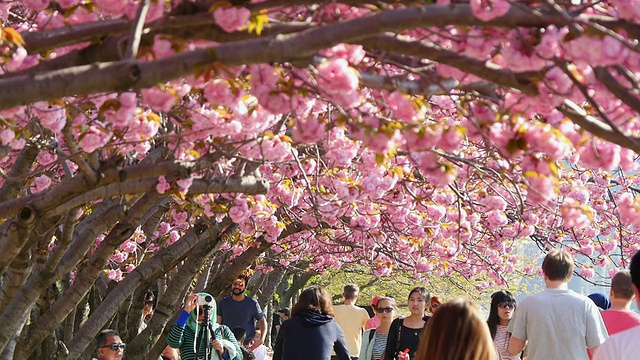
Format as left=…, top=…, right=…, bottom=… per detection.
left=167, top=292, right=242, bottom=360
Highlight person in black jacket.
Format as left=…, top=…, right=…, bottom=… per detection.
left=385, top=287, right=430, bottom=360
left=273, top=285, right=350, bottom=360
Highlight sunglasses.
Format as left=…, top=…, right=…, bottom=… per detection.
left=498, top=301, right=516, bottom=309
left=101, top=343, right=126, bottom=351
left=376, top=307, right=394, bottom=313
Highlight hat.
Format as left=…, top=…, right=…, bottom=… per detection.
left=371, top=295, right=382, bottom=307
left=279, top=308, right=290, bottom=317
left=587, top=293, right=611, bottom=310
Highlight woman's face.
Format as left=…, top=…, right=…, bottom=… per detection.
left=497, top=300, right=516, bottom=322
left=375, top=299, right=396, bottom=321
left=408, top=292, right=427, bottom=316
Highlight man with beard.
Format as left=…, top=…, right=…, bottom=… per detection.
left=217, top=275, right=267, bottom=349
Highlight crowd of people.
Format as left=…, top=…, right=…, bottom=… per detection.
left=92, top=248, right=640, bottom=360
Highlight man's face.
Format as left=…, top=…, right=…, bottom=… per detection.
left=232, top=279, right=246, bottom=295
left=98, top=335, right=124, bottom=360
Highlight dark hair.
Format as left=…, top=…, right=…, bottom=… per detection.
left=415, top=298, right=498, bottom=360
left=232, top=327, right=247, bottom=342
left=96, top=329, right=119, bottom=348
left=631, top=250, right=640, bottom=292
left=235, top=274, right=248, bottom=286
left=542, top=249, right=574, bottom=281
left=291, top=286, right=334, bottom=317
left=487, top=290, right=516, bottom=339
left=611, top=270, right=634, bottom=299
left=408, top=287, right=430, bottom=301
left=343, top=284, right=359, bottom=300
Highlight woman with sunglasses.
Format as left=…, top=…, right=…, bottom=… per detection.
left=487, top=290, right=521, bottom=360
left=359, top=296, right=397, bottom=360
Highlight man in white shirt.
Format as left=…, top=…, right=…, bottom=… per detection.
left=508, top=249, right=608, bottom=359
left=594, top=250, right=640, bottom=360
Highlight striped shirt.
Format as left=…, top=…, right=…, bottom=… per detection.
left=494, top=324, right=520, bottom=360
left=371, top=332, right=388, bottom=360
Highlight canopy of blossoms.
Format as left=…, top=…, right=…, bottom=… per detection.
left=1, top=0, right=640, bottom=358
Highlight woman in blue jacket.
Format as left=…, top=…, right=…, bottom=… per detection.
left=273, top=286, right=350, bottom=360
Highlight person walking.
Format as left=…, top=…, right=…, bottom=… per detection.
left=273, top=285, right=350, bottom=360
left=600, top=269, right=640, bottom=335
left=359, top=296, right=396, bottom=360
left=333, top=284, right=370, bottom=360
left=384, top=287, right=429, bottom=360
left=507, top=249, right=608, bottom=359
left=487, top=290, right=520, bottom=360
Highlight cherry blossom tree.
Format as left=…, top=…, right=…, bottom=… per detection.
left=1, top=0, right=640, bottom=358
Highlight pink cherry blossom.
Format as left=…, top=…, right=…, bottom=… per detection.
left=470, top=0, right=510, bottom=22
left=0, top=129, right=15, bottom=146
left=156, top=176, right=171, bottom=194
left=167, top=230, right=180, bottom=245
left=94, top=0, right=127, bottom=14
left=316, top=59, right=360, bottom=107
left=213, top=6, right=251, bottom=33
left=229, top=198, right=251, bottom=224
left=35, top=102, right=66, bottom=133
left=110, top=252, right=127, bottom=264
left=141, top=87, right=176, bottom=111
left=171, top=210, right=189, bottom=226
left=23, top=0, right=49, bottom=11
left=119, top=240, right=136, bottom=253
left=177, top=177, right=193, bottom=195
left=579, top=267, right=595, bottom=278
left=107, top=269, right=123, bottom=282
left=30, top=175, right=52, bottom=193
left=56, top=0, right=79, bottom=8
left=37, top=152, right=57, bottom=166
left=78, top=126, right=112, bottom=153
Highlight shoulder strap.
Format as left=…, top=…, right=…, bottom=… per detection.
left=396, top=318, right=403, bottom=354
left=369, top=329, right=376, bottom=342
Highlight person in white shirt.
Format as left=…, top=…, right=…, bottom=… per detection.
left=507, top=249, right=608, bottom=359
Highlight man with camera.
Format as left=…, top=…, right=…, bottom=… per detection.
left=167, top=292, right=241, bottom=360
left=217, top=275, right=267, bottom=350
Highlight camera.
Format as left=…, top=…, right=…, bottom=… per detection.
left=197, top=294, right=214, bottom=307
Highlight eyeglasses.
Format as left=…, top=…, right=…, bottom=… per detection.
left=375, top=307, right=394, bottom=313
left=431, top=304, right=440, bottom=309
left=100, top=343, right=126, bottom=351
left=498, top=301, right=516, bottom=309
